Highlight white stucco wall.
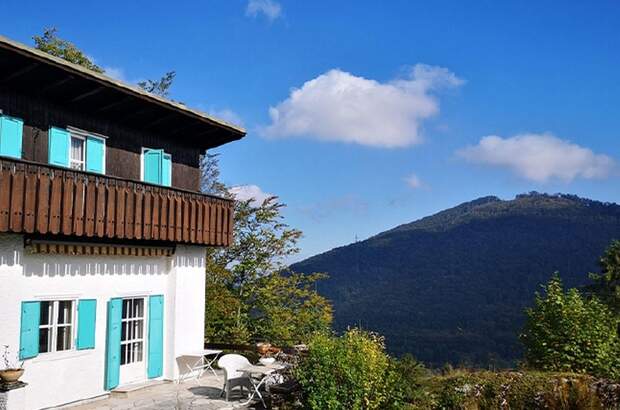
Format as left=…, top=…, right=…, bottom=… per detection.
left=0, top=234, right=207, bottom=410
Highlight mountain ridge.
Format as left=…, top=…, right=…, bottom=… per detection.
left=291, top=192, right=620, bottom=366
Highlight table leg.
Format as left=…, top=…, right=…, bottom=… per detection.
left=239, top=376, right=268, bottom=408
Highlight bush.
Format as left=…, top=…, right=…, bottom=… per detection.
left=413, top=370, right=620, bottom=410
left=295, top=329, right=404, bottom=409
left=520, top=275, right=620, bottom=379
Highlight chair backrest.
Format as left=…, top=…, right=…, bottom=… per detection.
left=218, top=354, right=251, bottom=380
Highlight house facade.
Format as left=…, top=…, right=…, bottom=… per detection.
left=0, top=36, right=244, bottom=409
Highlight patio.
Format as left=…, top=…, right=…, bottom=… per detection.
left=66, top=372, right=266, bottom=410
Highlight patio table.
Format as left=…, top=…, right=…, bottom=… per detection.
left=239, top=362, right=287, bottom=408
left=176, top=349, right=223, bottom=384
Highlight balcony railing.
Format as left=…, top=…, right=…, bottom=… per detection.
left=0, top=157, right=233, bottom=246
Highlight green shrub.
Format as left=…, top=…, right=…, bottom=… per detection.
left=295, top=329, right=404, bottom=409
left=392, top=354, right=430, bottom=406
left=520, top=275, right=620, bottom=380
left=413, top=370, right=620, bottom=410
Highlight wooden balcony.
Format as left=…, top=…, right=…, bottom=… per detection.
left=0, top=157, right=233, bottom=246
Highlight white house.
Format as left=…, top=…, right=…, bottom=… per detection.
left=0, top=35, right=245, bottom=409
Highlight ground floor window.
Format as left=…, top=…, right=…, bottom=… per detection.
left=39, top=300, right=75, bottom=353
left=121, top=298, right=145, bottom=365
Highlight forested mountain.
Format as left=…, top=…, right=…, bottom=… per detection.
left=291, top=193, right=620, bottom=367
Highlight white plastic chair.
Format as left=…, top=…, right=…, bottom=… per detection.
left=218, top=354, right=253, bottom=401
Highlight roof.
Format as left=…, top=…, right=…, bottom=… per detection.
left=0, top=35, right=246, bottom=149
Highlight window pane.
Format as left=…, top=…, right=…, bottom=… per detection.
left=40, top=301, right=52, bottom=326
left=39, top=327, right=50, bottom=353
left=121, top=344, right=127, bottom=365
left=56, top=326, right=72, bottom=351
left=121, top=321, right=127, bottom=341
left=135, top=320, right=143, bottom=339
left=134, top=342, right=143, bottom=362
left=70, top=137, right=84, bottom=162
left=135, top=299, right=144, bottom=318
left=57, top=301, right=73, bottom=325
left=122, top=300, right=129, bottom=319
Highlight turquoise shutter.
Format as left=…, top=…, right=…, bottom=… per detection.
left=147, top=295, right=164, bottom=379
left=19, top=301, right=40, bottom=360
left=48, top=127, right=70, bottom=167
left=143, top=149, right=163, bottom=185
left=0, top=115, right=23, bottom=159
left=77, top=299, right=97, bottom=350
left=86, top=137, right=105, bottom=174
left=162, top=153, right=171, bottom=187
left=105, top=298, right=122, bottom=390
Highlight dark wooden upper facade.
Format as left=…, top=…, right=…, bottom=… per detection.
left=0, top=35, right=244, bottom=247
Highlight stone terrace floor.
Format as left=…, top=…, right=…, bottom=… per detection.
left=67, top=372, right=266, bottom=410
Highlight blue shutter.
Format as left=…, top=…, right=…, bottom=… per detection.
left=0, top=115, right=23, bottom=159
left=86, top=137, right=105, bottom=174
left=48, top=127, right=70, bottom=167
left=162, top=153, right=171, bottom=187
left=19, top=301, right=40, bottom=360
left=105, top=298, right=122, bottom=390
left=147, top=295, right=164, bottom=379
left=77, top=299, right=97, bottom=350
left=143, top=149, right=163, bottom=185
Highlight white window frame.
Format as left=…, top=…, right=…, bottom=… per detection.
left=69, top=134, right=86, bottom=171
left=140, top=147, right=171, bottom=186
left=67, top=126, right=107, bottom=174
left=120, top=297, right=146, bottom=366
left=38, top=299, right=77, bottom=355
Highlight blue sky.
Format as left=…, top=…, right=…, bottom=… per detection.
left=3, top=0, right=620, bottom=261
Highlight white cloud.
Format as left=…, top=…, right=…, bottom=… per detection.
left=229, top=185, right=273, bottom=206
left=404, top=173, right=423, bottom=189
left=208, top=108, right=244, bottom=128
left=103, top=66, right=127, bottom=82
left=457, top=133, right=615, bottom=182
left=262, top=64, right=463, bottom=148
left=246, top=0, right=282, bottom=21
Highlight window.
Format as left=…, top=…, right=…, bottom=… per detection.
left=0, top=114, right=24, bottom=159
left=142, top=148, right=171, bottom=187
left=39, top=300, right=75, bottom=353
left=49, top=127, right=105, bottom=174
left=70, top=135, right=85, bottom=170
left=121, top=298, right=145, bottom=365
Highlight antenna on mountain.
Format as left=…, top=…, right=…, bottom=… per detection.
left=355, top=234, right=360, bottom=276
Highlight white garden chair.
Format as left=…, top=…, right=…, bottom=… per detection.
left=218, top=354, right=253, bottom=401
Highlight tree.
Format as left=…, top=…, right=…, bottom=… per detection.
left=520, top=274, right=620, bottom=379
left=34, top=28, right=175, bottom=98
left=202, top=154, right=332, bottom=345
left=200, top=153, right=228, bottom=196
left=33, top=28, right=104, bottom=73
left=589, top=239, right=620, bottom=315
left=252, top=272, right=333, bottom=344
left=137, top=71, right=176, bottom=98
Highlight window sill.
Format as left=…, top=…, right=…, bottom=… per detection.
left=31, top=349, right=93, bottom=363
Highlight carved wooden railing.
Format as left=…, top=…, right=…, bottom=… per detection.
left=0, top=157, right=233, bottom=246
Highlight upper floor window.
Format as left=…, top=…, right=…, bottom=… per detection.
left=0, top=113, right=23, bottom=159
left=70, top=135, right=85, bottom=170
left=142, top=148, right=171, bottom=187
left=49, top=127, right=105, bottom=174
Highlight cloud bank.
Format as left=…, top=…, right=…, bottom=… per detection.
left=458, top=133, right=615, bottom=182
left=262, top=64, right=463, bottom=148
